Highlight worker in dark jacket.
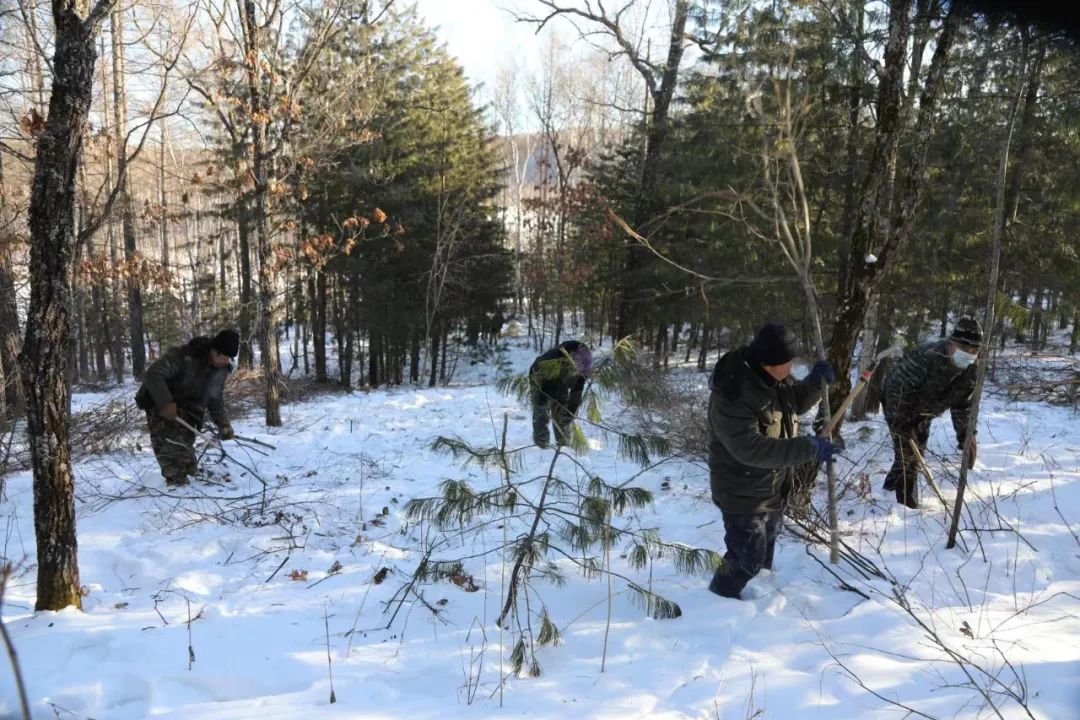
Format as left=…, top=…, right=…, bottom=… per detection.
left=882, top=316, right=982, bottom=508
left=530, top=340, right=593, bottom=448
left=707, top=323, right=839, bottom=599
left=135, top=330, right=239, bottom=486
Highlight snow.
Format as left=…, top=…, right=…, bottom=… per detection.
left=2, top=340, right=1079, bottom=719
left=864, top=254, right=878, bottom=264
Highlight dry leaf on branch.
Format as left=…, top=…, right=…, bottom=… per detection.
left=449, top=574, right=480, bottom=592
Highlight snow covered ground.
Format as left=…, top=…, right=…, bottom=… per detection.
left=1, top=341, right=1078, bottom=719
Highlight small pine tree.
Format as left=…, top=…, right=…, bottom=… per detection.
left=399, top=344, right=718, bottom=678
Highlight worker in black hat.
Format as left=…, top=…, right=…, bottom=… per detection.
left=882, top=316, right=983, bottom=508
left=706, top=322, right=838, bottom=599
left=135, top=330, right=240, bottom=486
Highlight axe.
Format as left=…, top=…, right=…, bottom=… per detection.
left=821, top=345, right=903, bottom=437
left=171, top=414, right=275, bottom=452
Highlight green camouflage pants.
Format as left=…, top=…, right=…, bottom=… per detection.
left=532, top=395, right=576, bottom=448
left=146, top=410, right=196, bottom=483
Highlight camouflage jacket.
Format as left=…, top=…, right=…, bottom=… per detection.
left=135, top=337, right=231, bottom=429
left=882, top=339, right=976, bottom=442
left=707, top=348, right=819, bottom=514
left=529, top=344, right=586, bottom=414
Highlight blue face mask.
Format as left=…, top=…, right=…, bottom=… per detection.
left=952, top=349, right=977, bottom=369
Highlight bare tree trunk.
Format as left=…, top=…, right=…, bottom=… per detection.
left=839, top=2, right=863, bottom=246
left=91, top=261, right=107, bottom=381
left=72, top=162, right=90, bottom=388
left=217, top=216, right=227, bottom=320
left=850, top=297, right=878, bottom=420
left=22, top=0, right=118, bottom=612
left=313, top=267, right=327, bottom=382
left=159, top=124, right=170, bottom=269
left=410, top=326, right=420, bottom=384
left=697, top=325, right=710, bottom=372
left=0, top=250, right=20, bottom=419
left=0, top=149, right=22, bottom=417
left=97, top=37, right=123, bottom=382
left=428, top=318, right=440, bottom=388
left=827, top=2, right=960, bottom=425
left=236, top=198, right=254, bottom=367
left=439, top=321, right=449, bottom=385
left=110, top=7, right=146, bottom=379
left=23, top=0, right=48, bottom=110
left=239, top=0, right=281, bottom=426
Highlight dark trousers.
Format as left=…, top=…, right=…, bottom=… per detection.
left=708, top=509, right=783, bottom=599
left=885, top=416, right=930, bottom=509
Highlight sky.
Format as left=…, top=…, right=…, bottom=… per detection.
left=411, top=0, right=552, bottom=95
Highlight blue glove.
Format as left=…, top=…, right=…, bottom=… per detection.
left=806, top=360, right=836, bottom=386
left=810, top=436, right=841, bottom=464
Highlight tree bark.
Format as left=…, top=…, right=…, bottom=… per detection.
left=22, top=0, right=118, bottom=612
left=240, top=0, right=281, bottom=426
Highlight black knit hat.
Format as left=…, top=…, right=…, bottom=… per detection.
left=211, top=329, right=241, bottom=358
left=748, top=323, right=799, bottom=366
left=949, top=316, right=983, bottom=348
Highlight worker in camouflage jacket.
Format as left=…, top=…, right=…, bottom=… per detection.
left=707, top=323, right=839, bottom=600
left=530, top=340, right=592, bottom=448
left=882, top=316, right=981, bottom=508
left=135, top=330, right=239, bottom=486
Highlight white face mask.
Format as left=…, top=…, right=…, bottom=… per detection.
left=952, top=349, right=977, bottom=369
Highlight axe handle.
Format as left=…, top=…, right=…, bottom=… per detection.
left=908, top=439, right=949, bottom=510
left=821, top=368, right=872, bottom=437
left=172, top=415, right=214, bottom=441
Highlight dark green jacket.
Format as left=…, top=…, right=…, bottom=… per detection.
left=708, top=348, right=819, bottom=514
left=882, top=339, right=976, bottom=442
left=135, top=337, right=231, bottom=428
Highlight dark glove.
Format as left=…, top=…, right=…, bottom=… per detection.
left=810, top=436, right=841, bottom=464
left=159, top=402, right=178, bottom=421
left=219, top=425, right=235, bottom=441
left=806, top=360, right=836, bottom=387
left=959, top=436, right=976, bottom=469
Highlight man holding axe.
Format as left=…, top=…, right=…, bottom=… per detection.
left=882, top=316, right=982, bottom=508
left=135, top=330, right=240, bottom=486
left=706, top=322, right=840, bottom=600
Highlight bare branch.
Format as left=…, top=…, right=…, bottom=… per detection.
left=512, top=0, right=662, bottom=97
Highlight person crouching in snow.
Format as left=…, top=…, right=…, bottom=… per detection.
left=882, top=315, right=982, bottom=509
left=135, top=329, right=239, bottom=486
left=707, top=322, right=839, bottom=599
left=529, top=340, right=593, bottom=448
